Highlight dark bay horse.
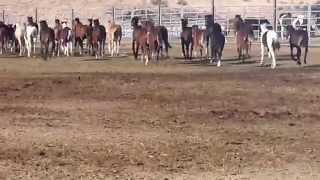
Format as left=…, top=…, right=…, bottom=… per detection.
left=92, top=19, right=106, bottom=59
left=142, top=20, right=161, bottom=62
left=131, top=16, right=148, bottom=60
left=180, top=18, right=193, bottom=60
left=0, top=22, right=9, bottom=54
left=158, top=25, right=171, bottom=58
left=233, top=15, right=255, bottom=62
left=287, top=25, right=309, bottom=65
left=39, top=20, right=55, bottom=60
left=205, top=15, right=225, bottom=66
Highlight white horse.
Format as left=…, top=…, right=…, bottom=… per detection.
left=260, top=23, right=280, bottom=69
left=25, top=24, right=38, bottom=57
left=14, top=23, right=26, bottom=56
left=61, top=22, right=73, bottom=56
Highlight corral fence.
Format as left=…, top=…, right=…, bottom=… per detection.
left=106, top=4, right=320, bottom=46
left=1, top=4, right=320, bottom=46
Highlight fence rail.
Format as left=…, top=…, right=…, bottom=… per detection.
left=1, top=4, right=320, bottom=46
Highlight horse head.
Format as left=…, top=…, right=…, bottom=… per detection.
left=181, top=18, right=188, bottom=28
left=286, top=25, right=295, bottom=35
left=131, top=16, right=139, bottom=27
left=27, top=17, right=34, bottom=25
left=93, top=19, right=100, bottom=26
left=62, top=21, right=68, bottom=29
left=55, top=19, right=60, bottom=25
left=74, top=18, right=80, bottom=25
left=233, top=15, right=244, bottom=32
left=39, top=20, right=48, bottom=29
left=260, top=23, right=269, bottom=34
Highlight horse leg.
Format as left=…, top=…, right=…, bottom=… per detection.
left=210, top=43, right=214, bottom=64
left=79, top=40, right=83, bottom=56
left=181, top=39, right=186, bottom=60
left=117, top=41, right=120, bottom=56
left=145, top=47, right=149, bottom=66
left=217, top=49, right=222, bottom=67
left=304, top=46, right=308, bottom=64
left=297, top=47, right=302, bottom=65
left=190, top=43, right=193, bottom=60
left=290, top=43, right=296, bottom=61
left=33, top=37, right=37, bottom=57
left=260, top=40, right=265, bottom=66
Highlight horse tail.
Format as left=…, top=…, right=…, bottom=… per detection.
left=272, top=39, right=280, bottom=51
left=119, top=27, right=122, bottom=46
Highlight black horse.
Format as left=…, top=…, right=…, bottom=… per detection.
left=180, top=18, right=193, bottom=60
left=287, top=25, right=309, bottom=65
left=39, top=20, right=55, bottom=60
left=158, top=25, right=171, bottom=58
left=206, top=15, right=225, bottom=66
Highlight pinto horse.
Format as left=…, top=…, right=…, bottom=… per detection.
left=287, top=25, right=309, bottom=65
left=233, top=15, right=255, bottom=62
left=260, top=23, right=280, bottom=69
left=92, top=19, right=106, bottom=59
left=180, top=18, right=193, bottom=60
left=107, top=20, right=122, bottom=56
left=39, top=20, right=55, bottom=60
left=60, top=22, right=73, bottom=56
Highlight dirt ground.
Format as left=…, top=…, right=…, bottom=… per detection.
left=0, top=44, right=319, bottom=180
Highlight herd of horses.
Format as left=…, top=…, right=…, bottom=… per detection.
left=0, top=14, right=311, bottom=68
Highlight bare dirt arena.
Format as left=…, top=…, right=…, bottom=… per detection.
left=0, top=43, right=319, bottom=179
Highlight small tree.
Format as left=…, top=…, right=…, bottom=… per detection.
left=150, top=0, right=168, bottom=6
left=177, top=0, right=188, bottom=6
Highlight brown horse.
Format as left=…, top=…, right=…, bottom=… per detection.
left=73, top=18, right=91, bottom=55
left=92, top=19, right=106, bottom=59
left=192, top=25, right=207, bottom=59
left=142, top=20, right=161, bottom=63
left=39, top=20, right=55, bottom=60
left=107, top=20, right=122, bottom=56
left=131, top=16, right=150, bottom=65
left=131, top=16, right=147, bottom=60
left=233, top=15, right=254, bottom=62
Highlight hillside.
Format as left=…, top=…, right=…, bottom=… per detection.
left=0, top=0, right=318, bottom=25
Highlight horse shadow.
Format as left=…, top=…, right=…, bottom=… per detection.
left=229, top=60, right=257, bottom=65
left=178, top=59, right=211, bottom=65
left=82, top=58, right=111, bottom=62
left=0, top=56, right=24, bottom=59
